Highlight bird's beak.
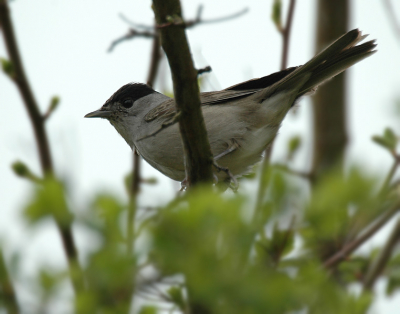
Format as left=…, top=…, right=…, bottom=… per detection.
left=84, top=109, right=112, bottom=118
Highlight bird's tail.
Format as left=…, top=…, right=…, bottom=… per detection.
left=259, top=29, right=376, bottom=99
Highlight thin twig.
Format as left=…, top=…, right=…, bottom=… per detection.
left=119, top=13, right=154, bottom=30
left=363, top=217, right=400, bottom=291
left=0, top=249, right=19, bottom=314
left=186, top=7, right=248, bottom=28
left=127, top=150, right=140, bottom=255
left=273, top=215, right=296, bottom=267
left=266, top=0, right=296, bottom=160
left=146, top=27, right=162, bottom=87
left=255, top=0, right=298, bottom=203
left=108, top=28, right=155, bottom=52
left=280, top=0, right=296, bottom=70
left=127, top=20, right=162, bottom=253
left=110, top=6, right=248, bottom=51
left=0, top=0, right=84, bottom=294
left=197, top=66, right=212, bottom=76
left=275, top=163, right=312, bottom=180
left=380, top=154, right=400, bottom=195
left=127, top=21, right=162, bottom=254
left=383, top=0, right=400, bottom=43
left=323, top=201, right=400, bottom=269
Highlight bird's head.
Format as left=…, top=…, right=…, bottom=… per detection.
left=84, top=83, right=156, bottom=121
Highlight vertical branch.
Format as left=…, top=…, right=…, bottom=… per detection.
left=280, top=0, right=296, bottom=71
left=146, top=28, right=162, bottom=87
left=127, top=150, right=141, bottom=255
left=0, top=249, right=19, bottom=314
left=312, top=0, right=348, bottom=179
left=363, top=217, right=400, bottom=291
left=152, top=0, right=214, bottom=187
left=383, top=0, right=400, bottom=43
left=0, top=0, right=84, bottom=294
left=127, top=26, right=161, bottom=254
left=0, top=0, right=52, bottom=173
left=254, top=0, right=297, bottom=219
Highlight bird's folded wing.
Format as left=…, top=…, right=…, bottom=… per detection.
left=144, top=89, right=258, bottom=122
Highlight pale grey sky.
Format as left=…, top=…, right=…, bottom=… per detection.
left=1, top=0, right=400, bottom=312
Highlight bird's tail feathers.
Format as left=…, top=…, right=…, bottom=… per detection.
left=256, top=29, right=376, bottom=100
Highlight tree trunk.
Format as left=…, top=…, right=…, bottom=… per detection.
left=312, top=0, right=349, bottom=178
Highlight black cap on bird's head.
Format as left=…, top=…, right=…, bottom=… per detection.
left=84, top=83, right=156, bottom=119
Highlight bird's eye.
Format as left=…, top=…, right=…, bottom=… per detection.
left=122, top=99, right=133, bottom=108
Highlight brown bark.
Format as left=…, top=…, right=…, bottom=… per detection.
left=152, top=0, right=214, bottom=187
left=312, top=0, right=349, bottom=178
left=0, top=0, right=84, bottom=294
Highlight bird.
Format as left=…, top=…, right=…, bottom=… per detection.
left=85, top=29, right=376, bottom=188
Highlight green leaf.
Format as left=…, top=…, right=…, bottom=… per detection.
left=271, top=0, right=282, bottom=32
left=38, top=269, right=65, bottom=294
left=384, top=127, right=397, bottom=150
left=338, top=256, right=370, bottom=284
left=287, top=135, right=301, bottom=161
left=11, top=160, right=40, bottom=182
left=138, top=306, right=157, bottom=314
left=91, top=194, right=125, bottom=243
left=302, top=168, right=380, bottom=258
left=386, top=270, right=400, bottom=296
left=385, top=253, right=400, bottom=296
left=24, top=177, right=72, bottom=225
left=372, top=128, right=398, bottom=152
left=142, top=177, right=158, bottom=185
left=0, top=58, right=15, bottom=78
left=256, top=223, right=295, bottom=265
left=11, top=160, right=30, bottom=177
left=167, top=286, right=186, bottom=310
left=49, top=96, right=60, bottom=112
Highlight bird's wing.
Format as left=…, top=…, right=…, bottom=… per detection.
left=144, top=68, right=299, bottom=122
left=144, top=89, right=257, bottom=122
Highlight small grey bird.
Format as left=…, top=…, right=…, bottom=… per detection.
left=85, top=29, right=376, bottom=186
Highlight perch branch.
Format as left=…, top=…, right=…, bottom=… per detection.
left=152, top=0, right=214, bottom=184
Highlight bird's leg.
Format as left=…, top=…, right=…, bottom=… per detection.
left=214, top=139, right=240, bottom=161
left=212, top=139, right=240, bottom=191
left=212, top=161, right=238, bottom=192
left=180, top=139, right=239, bottom=191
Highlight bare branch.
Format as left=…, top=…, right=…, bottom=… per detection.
left=264, top=0, right=297, bottom=161
left=0, top=249, right=19, bottom=314
left=127, top=21, right=163, bottom=254
left=383, top=0, right=400, bottom=43
left=185, top=6, right=249, bottom=28
left=0, top=0, right=84, bottom=294
left=323, top=201, right=400, bottom=269
left=110, top=6, right=248, bottom=51
left=197, top=65, right=212, bottom=76
left=108, top=28, right=156, bottom=52
left=363, top=217, right=400, bottom=291
left=275, top=163, right=313, bottom=180
left=280, top=0, right=296, bottom=70
left=380, top=154, right=400, bottom=195
left=146, top=29, right=162, bottom=87
left=119, top=13, right=155, bottom=30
